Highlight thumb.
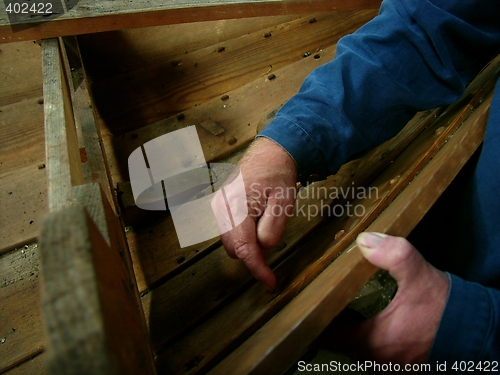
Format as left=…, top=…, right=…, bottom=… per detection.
left=356, top=232, right=426, bottom=285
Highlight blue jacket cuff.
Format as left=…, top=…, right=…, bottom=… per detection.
left=429, top=273, right=500, bottom=362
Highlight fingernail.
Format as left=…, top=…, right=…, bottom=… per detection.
left=357, top=232, right=386, bottom=249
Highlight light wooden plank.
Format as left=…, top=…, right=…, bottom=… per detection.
left=210, top=89, right=494, bottom=375
left=42, top=38, right=84, bottom=211
left=60, top=36, right=116, bottom=209
left=0, top=98, right=45, bottom=175
left=38, top=204, right=156, bottom=375
left=0, top=165, right=47, bottom=254
left=72, top=182, right=157, bottom=374
left=0, top=41, right=46, bottom=253
left=0, top=0, right=381, bottom=43
left=0, top=245, right=43, bottom=373
left=2, top=352, right=46, bottom=375
left=0, top=96, right=47, bottom=253
left=0, top=41, right=42, bottom=106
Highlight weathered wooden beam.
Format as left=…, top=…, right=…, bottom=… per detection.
left=39, top=202, right=157, bottom=375
left=38, top=34, right=157, bottom=374
left=0, top=0, right=381, bottom=43
left=208, top=77, right=494, bottom=375
left=59, top=36, right=116, bottom=208
left=42, top=37, right=84, bottom=211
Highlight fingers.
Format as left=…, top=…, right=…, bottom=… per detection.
left=257, top=195, right=294, bottom=249
left=351, top=232, right=450, bottom=363
left=356, top=232, right=426, bottom=283
left=220, top=193, right=292, bottom=291
left=216, top=137, right=298, bottom=291
left=221, top=216, right=277, bottom=291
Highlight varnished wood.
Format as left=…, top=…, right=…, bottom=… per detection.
left=0, top=0, right=381, bottom=43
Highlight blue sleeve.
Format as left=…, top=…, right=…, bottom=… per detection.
left=258, top=0, right=500, bottom=181
left=429, top=274, right=500, bottom=362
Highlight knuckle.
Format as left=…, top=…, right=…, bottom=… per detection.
left=233, top=241, right=251, bottom=260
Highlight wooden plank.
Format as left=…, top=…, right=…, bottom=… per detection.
left=153, top=59, right=499, bottom=374
left=0, top=41, right=42, bottom=106
left=0, top=244, right=43, bottom=373
left=0, top=98, right=45, bottom=175
left=38, top=204, right=156, bottom=375
left=42, top=38, right=84, bottom=211
left=210, top=89, right=494, bottom=375
left=0, top=166, right=46, bottom=254
left=0, top=0, right=381, bottom=43
left=72, top=182, right=157, bottom=374
left=59, top=36, right=116, bottom=210
left=77, top=15, right=300, bottom=82
left=2, top=352, right=46, bottom=375
left=0, top=97, right=47, bottom=254
left=199, top=119, right=226, bottom=136
left=0, top=41, right=46, bottom=254
left=90, top=10, right=376, bottom=136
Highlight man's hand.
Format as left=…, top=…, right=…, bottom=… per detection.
left=214, top=137, right=297, bottom=291
left=328, top=233, right=450, bottom=364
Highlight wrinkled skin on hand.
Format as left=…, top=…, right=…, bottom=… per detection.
left=212, top=137, right=298, bottom=291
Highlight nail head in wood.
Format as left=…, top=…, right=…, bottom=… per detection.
left=334, top=229, right=345, bottom=240
left=435, top=126, right=445, bottom=136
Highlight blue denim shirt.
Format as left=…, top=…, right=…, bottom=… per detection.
left=259, top=0, right=500, bottom=362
